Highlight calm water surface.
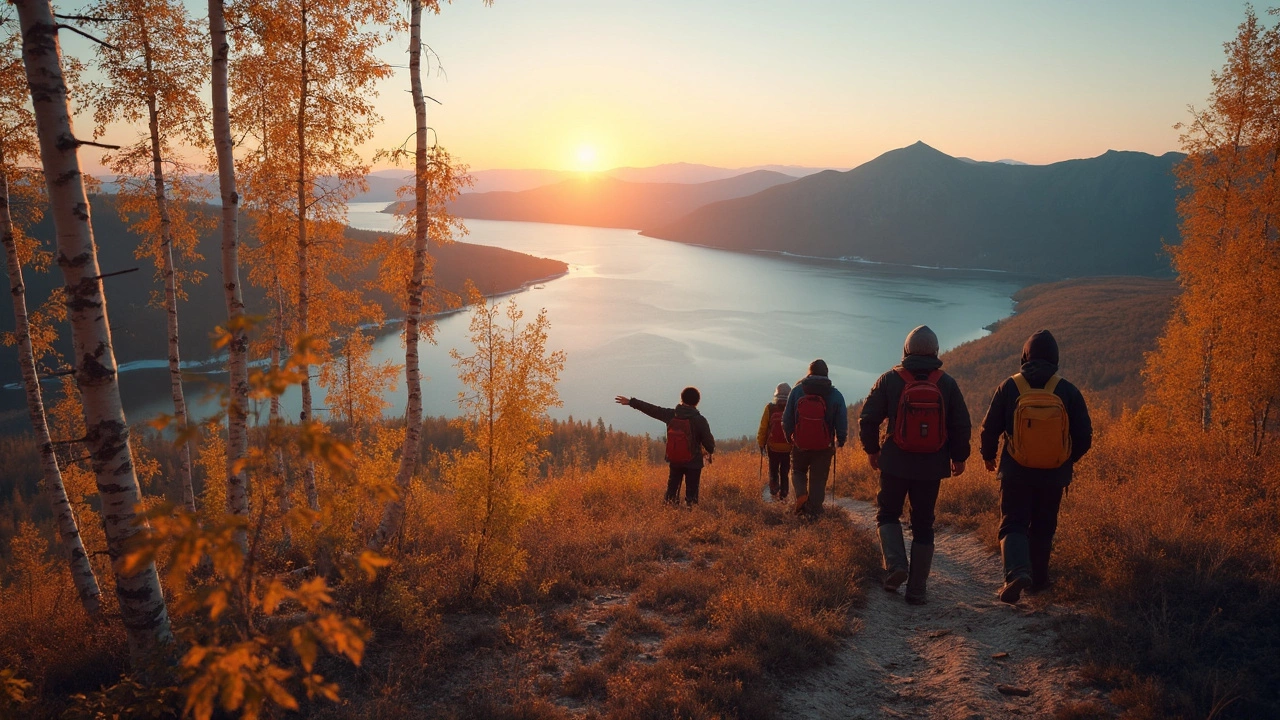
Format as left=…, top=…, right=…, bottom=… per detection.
left=325, top=204, right=1022, bottom=437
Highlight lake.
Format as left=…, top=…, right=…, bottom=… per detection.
left=328, top=203, right=1022, bottom=437
left=108, top=203, right=1022, bottom=439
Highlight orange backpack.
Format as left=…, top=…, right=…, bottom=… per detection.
left=1007, top=373, right=1072, bottom=469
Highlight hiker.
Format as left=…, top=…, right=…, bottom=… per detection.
left=782, top=360, right=848, bottom=516
left=980, top=329, right=1092, bottom=604
left=615, top=388, right=715, bottom=506
left=858, top=326, right=971, bottom=605
left=757, top=382, right=792, bottom=502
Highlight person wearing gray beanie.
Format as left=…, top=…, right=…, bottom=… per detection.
left=858, top=327, right=971, bottom=606
left=757, top=382, right=793, bottom=501
left=903, top=325, right=940, bottom=357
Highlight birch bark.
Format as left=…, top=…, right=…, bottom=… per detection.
left=14, top=0, right=172, bottom=655
left=0, top=147, right=102, bottom=615
left=209, top=0, right=251, bottom=540
left=371, top=0, right=429, bottom=549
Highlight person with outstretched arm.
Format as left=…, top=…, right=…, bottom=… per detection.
left=980, top=329, right=1092, bottom=604
left=615, top=387, right=715, bottom=506
left=782, top=359, right=848, bottom=517
left=859, top=326, right=971, bottom=606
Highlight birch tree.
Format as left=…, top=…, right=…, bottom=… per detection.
left=1147, top=8, right=1280, bottom=452
left=235, top=0, right=396, bottom=512
left=0, top=16, right=101, bottom=614
left=368, top=0, right=472, bottom=550
left=84, top=0, right=209, bottom=512
left=208, top=0, right=252, bottom=537
left=12, top=0, right=171, bottom=655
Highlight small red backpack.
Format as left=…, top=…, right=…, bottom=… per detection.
left=792, top=394, right=830, bottom=450
left=666, top=417, right=694, bottom=463
left=767, top=404, right=787, bottom=445
left=892, top=368, right=947, bottom=454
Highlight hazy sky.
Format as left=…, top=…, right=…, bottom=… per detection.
left=70, top=1, right=1251, bottom=173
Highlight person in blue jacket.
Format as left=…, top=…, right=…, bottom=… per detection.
left=782, top=359, right=848, bottom=516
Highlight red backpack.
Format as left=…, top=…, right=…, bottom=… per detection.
left=792, top=394, right=831, bottom=450
left=892, top=368, right=947, bottom=454
left=767, top=404, right=787, bottom=445
left=666, top=417, right=695, bottom=463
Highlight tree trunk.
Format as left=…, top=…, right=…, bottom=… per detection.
left=141, top=28, right=197, bottom=514
left=296, top=0, right=320, bottom=512
left=209, top=0, right=251, bottom=543
left=14, top=0, right=172, bottom=656
left=370, top=0, right=428, bottom=550
left=0, top=148, right=103, bottom=616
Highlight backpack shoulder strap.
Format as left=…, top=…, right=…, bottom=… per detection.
left=925, top=369, right=943, bottom=384
left=895, top=367, right=915, bottom=384
left=1012, top=373, right=1032, bottom=395
left=1044, top=375, right=1062, bottom=393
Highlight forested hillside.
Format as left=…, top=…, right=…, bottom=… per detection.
left=943, top=276, right=1178, bottom=415
left=0, top=196, right=566, bottom=385
left=644, top=142, right=1183, bottom=278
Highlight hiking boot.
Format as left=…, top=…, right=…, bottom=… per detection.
left=999, top=533, right=1033, bottom=604
left=904, top=543, right=934, bottom=605
left=794, top=494, right=809, bottom=516
left=877, top=523, right=910, bottom=592
left=1026, top=579, right=1053, bottom=595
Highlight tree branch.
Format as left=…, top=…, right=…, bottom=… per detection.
left=56, top=23, right=118, bottom=50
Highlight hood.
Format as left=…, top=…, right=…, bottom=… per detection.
left=799, top=374, right=833, bottom=395
left=674, top=404, right=702, bottom=419
left=1021, top=330, right=1059, bottom=365
left=900, top=354, right=943, bottom=374
left=1019, top=359, right=1059, bottom=386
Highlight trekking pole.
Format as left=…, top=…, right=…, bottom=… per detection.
left=759, top=449, right=764, bottom=496
left=832, top=445, right=838, bottom=502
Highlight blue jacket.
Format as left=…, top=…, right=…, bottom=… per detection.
left=782, top=374, right=848, bottom=448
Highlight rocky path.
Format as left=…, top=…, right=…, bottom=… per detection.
left=781, top=497, right=1109, bottom=719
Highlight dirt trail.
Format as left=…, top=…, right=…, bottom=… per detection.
left=781, top=497, right=1108, bottom=719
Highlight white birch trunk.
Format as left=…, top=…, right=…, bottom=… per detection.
left=296, top=0, right=320, bottom=513
left=1, top=148, right=103, bottom=616
left=370, top=0, right=428, bottom=550
left=209, top=0, right=251, bottom=541
left=14, top=0, right=172, bottom=655
left=141, top=29, right=197, bottom=513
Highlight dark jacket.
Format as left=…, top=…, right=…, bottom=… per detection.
left=782, top=375, right=848, bottom=449
left=629, top=398, right=715, bottom=468
left=858, top=354, right=971, bottom=480
left=979, top=359, right=1092, bottom=487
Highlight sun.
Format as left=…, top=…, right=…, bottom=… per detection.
left=575, top=144, right=598, bottom=171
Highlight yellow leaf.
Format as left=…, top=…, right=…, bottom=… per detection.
left=357, top=550, right=391, bottom=581
left=291, top=627, right=319, bottom=672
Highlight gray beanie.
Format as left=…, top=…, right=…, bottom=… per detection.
left=772, top=382, right=791, bottom=403
left=903, top=325, right=939, bottom=357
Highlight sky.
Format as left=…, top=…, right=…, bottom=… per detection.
left=64, top=0, right=1252, bottom=174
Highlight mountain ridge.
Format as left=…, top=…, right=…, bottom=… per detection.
left=641, top=141, right=1186, bottom=278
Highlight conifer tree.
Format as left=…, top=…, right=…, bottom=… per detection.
left=13, top=0, right=172, bottom=655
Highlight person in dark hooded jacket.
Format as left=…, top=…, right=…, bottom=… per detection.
left=616, top=387, right=715, bottom=506
left=980, top=329, right=1092, bottom=603
left=782, top=359, right=848, bottom=516
left=858, top=326, right=971, bottom=605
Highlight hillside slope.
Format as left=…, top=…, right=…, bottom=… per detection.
left=440, top=169, right=797, bottom=229
left=0, top=197, right=566, bottom=382
left=942, top=276, right=1179, bottom=414
left=643, top=142, right=1184, bottom=278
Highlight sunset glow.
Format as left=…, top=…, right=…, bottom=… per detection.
left=575, top=144, right=598, bottom=171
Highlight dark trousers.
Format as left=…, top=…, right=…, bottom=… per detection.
left=875, top=473, right=942, bottom=545
left=768, top=450, right=791, bottom=498
left=792, top=448, right=834, bottom=515
left=666, top=464, right=702, bottom=506
left=998, top=477, right=1064, bottom=584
